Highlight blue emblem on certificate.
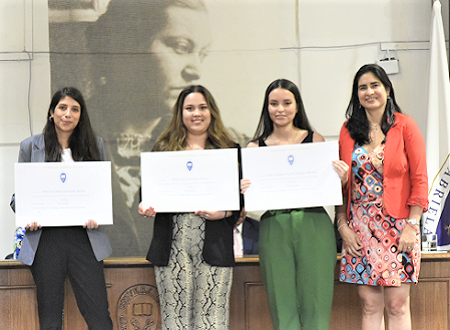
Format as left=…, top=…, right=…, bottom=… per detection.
left=186, top=161, right=193, bottom=171
left=60, top=173, right=66, bottom=183
left=288, top=155, right=294, bottom=166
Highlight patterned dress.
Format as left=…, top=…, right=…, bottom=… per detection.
left=340, top=142, right=420, bottom=286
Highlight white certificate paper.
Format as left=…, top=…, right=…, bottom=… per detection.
left=241, top=141, right=342, bottom=212
left=15, top=162, right=113, bottom=226
left=141, top=149, right=240, bottom=212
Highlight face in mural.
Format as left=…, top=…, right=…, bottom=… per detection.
left=81, top=1, right=213, bottom=137
left=149, top=6, right=212, bottom=112
left=95, top=2, right=213, bottom=159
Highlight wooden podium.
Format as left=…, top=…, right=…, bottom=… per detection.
left=0, top=254, right=449, bottom=329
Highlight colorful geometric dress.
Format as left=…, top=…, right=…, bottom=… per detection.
left=340, top=142, right=420, bottom=286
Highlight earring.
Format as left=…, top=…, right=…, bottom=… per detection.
left=387, top=96, right=394, bottom=109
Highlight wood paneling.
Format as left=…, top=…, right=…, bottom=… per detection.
left=0, top=254, right=449, bottom=330
left=0, top=264, right=38, bottom=330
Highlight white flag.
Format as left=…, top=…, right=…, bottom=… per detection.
left=423, top=0, right=450, bottom=249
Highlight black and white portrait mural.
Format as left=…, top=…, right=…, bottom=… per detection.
left=48, top=0, right=302, bottom=256
left=39, top=0, right=436, bottom=257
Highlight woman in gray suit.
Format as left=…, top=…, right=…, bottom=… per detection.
left=15, top=87, right=113, bottom=330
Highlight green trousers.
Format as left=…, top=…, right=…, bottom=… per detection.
left=259, top=207, right=336, bottom=330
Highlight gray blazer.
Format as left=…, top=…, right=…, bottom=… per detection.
left=14, top=134, right=112, bottom=265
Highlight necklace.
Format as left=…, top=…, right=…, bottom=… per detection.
left=186, top=143, right=204, bottom=150
left=368, top=123, right=385, bottom=148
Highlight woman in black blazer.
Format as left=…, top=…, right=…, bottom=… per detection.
left=139, top=85, right=242, bottom=330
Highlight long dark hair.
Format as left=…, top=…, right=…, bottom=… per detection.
left=252, top=79, right=313, bottom=142
left=43, top=87, right=101, bottom=162
left=345, top=64, right=402, bottom=145
left=154, top=85, right=236, bottom=151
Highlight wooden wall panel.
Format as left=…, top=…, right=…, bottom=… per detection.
left=229, top=260, right=267, bottom=330
left=0, top=266, right=38, bottom=330
left=410, top=278, right=450, bottom=330
left=245, top=282, right=273, bottom=330
left=0, top=254, right=449, bottom=330
left=330, top=282, right=362, bottom=330
left=105, top=264, right=161, bottom=330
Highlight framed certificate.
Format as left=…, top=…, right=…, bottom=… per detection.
left=15, top=161, right=113, bottom=226
left=141, top=148, right=240, bottom=212
left=241, top=141, right=342, bottom=211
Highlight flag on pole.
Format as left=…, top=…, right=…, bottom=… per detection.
left=423, top=0, right=450, bottom=250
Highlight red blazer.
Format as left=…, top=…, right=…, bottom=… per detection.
left=339, top=113, right=428, bottom=219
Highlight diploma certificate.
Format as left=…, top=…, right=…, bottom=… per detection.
left=141, top=149, right=240, bottom=212
left=241, top=141, right=342, bottom=211
left=15, top=162, right=113, bottom=226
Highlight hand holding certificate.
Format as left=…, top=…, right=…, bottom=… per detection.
left=241, top=141, right=342, bottom=211
left=15, top=162, right=113, bottom=227
left=141, top=148, right=240, bottom=213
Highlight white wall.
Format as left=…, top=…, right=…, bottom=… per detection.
left=0, top=0, right=447, bottom=258
left=298, top=0, right=442, bottom=139
left=202, top=0, right=448, bottom=141
left=0, top=0, right=50, bottom=259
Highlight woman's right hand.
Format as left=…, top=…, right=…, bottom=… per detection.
left=138, top=202, right=156, bottom=217
left=241, top=179, right=251, bottom=194
left=25, top=222, right=41, bottom=231
left=339, top=225, right=363, bottom=258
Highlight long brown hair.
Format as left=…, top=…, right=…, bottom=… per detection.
left=154, top=85, right=235, bottom=151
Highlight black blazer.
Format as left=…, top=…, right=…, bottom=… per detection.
left=242, top=217, right=260, bottom=255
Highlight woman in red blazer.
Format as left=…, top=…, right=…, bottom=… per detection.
left=335, top=64, right=428, bottom=330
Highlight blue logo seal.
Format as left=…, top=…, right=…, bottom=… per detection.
left=288, top=155, right=294, bottom=166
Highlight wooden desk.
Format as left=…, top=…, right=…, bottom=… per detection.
left=0, top=253, right=448, bottom=329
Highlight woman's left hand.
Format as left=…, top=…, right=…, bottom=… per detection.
left=25, top=222, right=42, bottom=231
left=332, top=160, right=349, bottom=186
left=195, top=210, right=229, bottom=221
left=398, top=224, right=418, bottom=253
left=83, top=219, right=99, bottom=229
